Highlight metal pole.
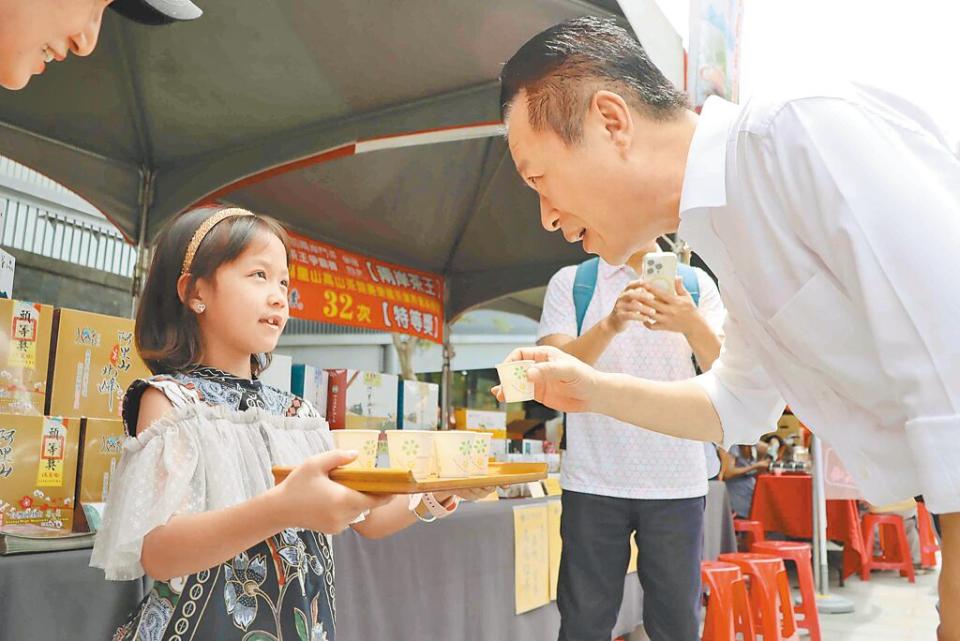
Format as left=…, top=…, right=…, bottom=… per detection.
left=812, top=434, right=829, bottom=591
left=440, top=323, right=452, bottom=430
left=130, top=169, right=155, bottom=317
left=811, top=434, right=855, bottom=613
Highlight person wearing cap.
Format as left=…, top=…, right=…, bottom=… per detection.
left=497, top=17, right=960, bottom=640
left=0, top=0, right=201, bottom=91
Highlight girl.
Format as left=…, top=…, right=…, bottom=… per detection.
left=91, top=206, right=491, bottom=641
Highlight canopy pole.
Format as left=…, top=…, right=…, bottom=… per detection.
left=130, top=168, right=155, bottom=318
left=811, top=434, right=855, bottom=613
left=440, top=323, right=453, bottom=430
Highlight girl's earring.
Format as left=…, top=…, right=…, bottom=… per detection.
left=194, top=303, right=206, bottom=314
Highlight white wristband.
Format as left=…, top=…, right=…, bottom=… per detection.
left=407, top=492, right=435, bottom=523
left=422, top=493, right=459, bottom=519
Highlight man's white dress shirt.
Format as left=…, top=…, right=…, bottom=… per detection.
left=680, top=83, right=960, bottom=513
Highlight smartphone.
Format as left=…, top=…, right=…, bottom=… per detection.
left=641, top=251, right=678, bottom=293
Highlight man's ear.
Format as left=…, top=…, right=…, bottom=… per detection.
left=592, top=90, right=634, bottom=152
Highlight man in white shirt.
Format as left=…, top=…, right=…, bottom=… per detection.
left=539, top=241, right=724, bottom=641
left=498, top=16, right=960, bottom=640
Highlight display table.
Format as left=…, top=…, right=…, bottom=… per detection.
left=0, top=483, right=735, bottom=641
left=750, top=473, right=864, bottom=578
left=0, top=546, right=147, bottom=640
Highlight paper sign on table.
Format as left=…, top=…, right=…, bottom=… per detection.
left=527, top=481, right=545, bottom=498
left=513, top=504, right=550, bottom=614
left=543, top=477, right=562, bottom=496
left=547, top=500, right=562, bottom=601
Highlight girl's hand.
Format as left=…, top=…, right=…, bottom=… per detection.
left=435, top=487, right=498, bottom=502
left=273, top=450, right=391, bottom=533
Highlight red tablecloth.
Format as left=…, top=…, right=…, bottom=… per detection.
left=749, top=474, right=864, bottom=578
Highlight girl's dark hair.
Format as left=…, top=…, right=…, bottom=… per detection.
left=136, top=206, right=291, bottom=377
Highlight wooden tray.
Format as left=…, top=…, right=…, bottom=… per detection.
left=271, top=462, right=548, bottom=494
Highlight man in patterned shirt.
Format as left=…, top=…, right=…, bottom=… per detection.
left=538, top=240, right=724, bottom=641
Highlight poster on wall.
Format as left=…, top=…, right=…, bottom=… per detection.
left=688, top=0, right=744, bottom=110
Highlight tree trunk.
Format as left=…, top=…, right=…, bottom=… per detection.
left=391, top=333, right=417, bottom=381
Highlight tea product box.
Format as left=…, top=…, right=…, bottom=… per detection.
left=0, top=300, right=53, bottom=415
left=259, top=353, right=292, bottom=392
left=397, top=380, right=439, bottom=430
left=0, top=248, right=15, bottom=299
left=0, top=415, right=79, bottom=531
left=454, top=408, right=506, bottom=430
left=326, top=370, right=398, bottom=430
left=77, top=418, right=125, bottom=505
left=47, top=309, right=150, bottom=419
left=291, top=364, right=328, bottom=416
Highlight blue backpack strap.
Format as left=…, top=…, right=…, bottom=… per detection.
left=678, top=263, right=700, bottom=307
left=573, top=257, right=600, bottom=336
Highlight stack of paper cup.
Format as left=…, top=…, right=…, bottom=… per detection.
left=434, top=431, right=475, bottom=478
left=386, top=430, right=436, bottom=479
left=471, top=431, right=492, bottom=476
left=331, top=430, right=380, bottom=469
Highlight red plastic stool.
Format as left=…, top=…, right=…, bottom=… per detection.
left=917, top=501, right=940, bottom=569
left=701, top=561, right=756, bottom=641
left=734, top=519, right=766, bottom=551
left=752, top=541, right=821, bottom=641
left=861, top=513, right=916, bottom=582
left=719, top=553, right=798, bottom=641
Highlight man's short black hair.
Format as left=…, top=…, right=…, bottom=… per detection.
left=500, top=16, right=688, bottom=144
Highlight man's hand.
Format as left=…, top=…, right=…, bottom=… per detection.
left=491, top=346, right=602, bottom=413
left=638, top=276, right=702, bottom=335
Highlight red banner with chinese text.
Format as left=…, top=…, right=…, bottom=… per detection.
left=287, top=231, right=445, bottom=343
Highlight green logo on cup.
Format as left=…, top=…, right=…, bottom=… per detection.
left=402, top=440, right=419, bottom=457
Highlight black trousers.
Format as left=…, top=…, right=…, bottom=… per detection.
left=557, top=490, right=705, bottom=641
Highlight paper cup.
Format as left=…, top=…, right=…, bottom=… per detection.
left=434, top=431, right=475, bottom=478
left=331, top=429, right=380, bottom=469
left=386, top=430, right=436, bottom=479
left=496, top=360, right=535, bottom=403
left=471, top=432, right=492, bottom=476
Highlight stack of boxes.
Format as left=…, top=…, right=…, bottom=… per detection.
left=0, top=305, right=149, bottom=532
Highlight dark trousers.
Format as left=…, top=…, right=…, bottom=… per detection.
left=557, top=490, right=705, bottom=641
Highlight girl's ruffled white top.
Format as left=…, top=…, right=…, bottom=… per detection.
left=91, top=403, right=333, bottom=581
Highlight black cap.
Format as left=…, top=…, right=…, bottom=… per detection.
left=109, top=0, right=203, bottom=26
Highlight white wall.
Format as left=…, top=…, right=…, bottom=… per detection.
left=276, top=334, right=536, bottom=375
